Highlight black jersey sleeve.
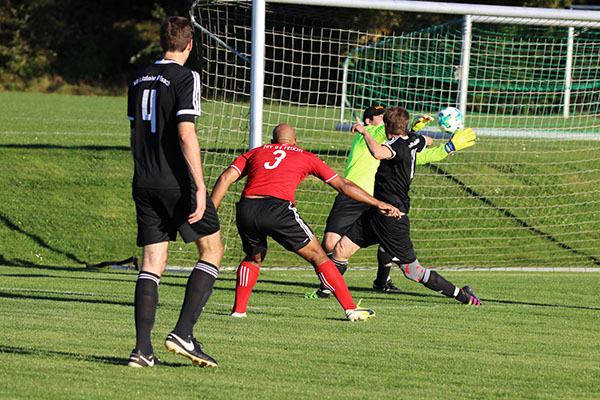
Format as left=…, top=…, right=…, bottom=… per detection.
left=410, top=134, right=428, bottom=152
left=127, top=81, right=135, bottom=128
left=175, top=69, right=201, bottom=124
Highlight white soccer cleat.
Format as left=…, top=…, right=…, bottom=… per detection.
left=230, top=312, right=247, bottom=318
left=345, top=307, right=375, bottom=322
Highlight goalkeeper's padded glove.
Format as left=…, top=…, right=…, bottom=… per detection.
left=408, top=114, right=434, bottom=133
left=444, top=128, right=476, bottom=153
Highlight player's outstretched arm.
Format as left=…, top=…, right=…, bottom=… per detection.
left=179, top=121, right=207, bottom=224
left=327, top=176, right=404, bottom=219
left=444, top=127, right=476, bottom=154
left=416, top=145, right=448, bottom=165
left=416, top=128, right=476, bottom=165
left=211, top=167, right=240, bottom=210
left=352, top=124, right=393, bottom=160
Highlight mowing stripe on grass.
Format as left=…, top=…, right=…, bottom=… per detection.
left=427, top=163, right=600, bottom=266
left=1, top=130, right=128, bottom=137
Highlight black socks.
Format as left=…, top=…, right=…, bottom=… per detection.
left=172, top=261, right=219, bottom=337
left=134, top=272, right=160, bottom=354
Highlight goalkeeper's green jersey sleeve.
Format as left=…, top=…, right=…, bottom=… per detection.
left=416, top=143, right=448, bottom=165
left=344, top=124, right=449, bottom=195
left=343, top=125, right=386, bottom=195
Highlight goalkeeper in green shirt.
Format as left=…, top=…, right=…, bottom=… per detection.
left=308, top=105, right=476, bottom=298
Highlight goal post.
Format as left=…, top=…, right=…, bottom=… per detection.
left=185, top=0, right=600, bottom=270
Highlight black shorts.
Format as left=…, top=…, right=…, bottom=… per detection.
left=133, top=187, right=220, bottom=247
left=345, top=209, right=416, bottom=264
left=324, top=193, right=371, bottom=236
left=235, top=197, right=314, bottom=257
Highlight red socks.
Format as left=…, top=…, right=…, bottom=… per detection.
left=316, top=260, right=356, bottom=310
left=233, top=260, right=356, bottom=313
left=232, top=261, right=260, bottom=314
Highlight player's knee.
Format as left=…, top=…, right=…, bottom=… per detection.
left=322, top=232, right=341, bottom=254
left=244, top=251, right=265, bottom=265
left=332, top=236, right=357, bottom=262
left=399, top=259, right=430, bottom=283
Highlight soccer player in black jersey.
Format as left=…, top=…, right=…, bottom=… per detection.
left=330, top=106, right=483, bottom=306
left=127, top=16, right=223, bottom=368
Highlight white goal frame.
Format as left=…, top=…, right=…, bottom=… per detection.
left=241, top=0, right=600, bottom=147
left=188, top=0, right=600, bottom=269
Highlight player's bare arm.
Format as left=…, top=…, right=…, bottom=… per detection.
left=211, top=167, right=241, bottom=210
left=353, top=124, right=393, bottom=160
left=179, top=121, right=206, bottom=223
left=327, top=176, right=403, bottom=219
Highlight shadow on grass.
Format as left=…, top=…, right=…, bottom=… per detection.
left=0, top=257, right=89, bottom=273
left=4, top=265, right=597, bottom=312
left=353, top=287, right=600, bottom=311
left=0, top=143, right=130, bottom=152
left=220, top=278, right=600, bottom=311
left=0, top=345, right=187, bottom=367
left=0, top=289, right=133, bottom=307
left=481, top=298, right=600, bottom=311
left=0, top=290, right=185, bottom=313
left=0, top=270, right=188, bottom=288
left=0, top=212, right=85, bottom=265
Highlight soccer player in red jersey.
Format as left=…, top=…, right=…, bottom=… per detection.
left=211, top=124, right=403, bottom=321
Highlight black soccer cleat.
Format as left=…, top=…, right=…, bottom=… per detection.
left=461, top=285, right=483, bottom=306
left=372, top=279, right=402, bottom=293
left=164, top=332, right=218, bottom=368
left=128, top=349, right=161, bottom=368
left=304, top=283, right=331, bottom=299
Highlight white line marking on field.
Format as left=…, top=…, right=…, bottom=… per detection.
left=111, top=265, right=600, bottom=273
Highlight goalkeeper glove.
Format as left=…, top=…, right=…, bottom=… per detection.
left=444, top=128, right=476, bottom=153
left=408, top=114, right=434, bottom=133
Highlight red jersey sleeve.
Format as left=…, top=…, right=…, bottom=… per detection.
left=230, top=150, right=252, bottom=177
left=308, top=152, right=338, bottom=183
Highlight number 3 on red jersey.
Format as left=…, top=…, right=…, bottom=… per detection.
left=264, top=150, right=287, bottom=169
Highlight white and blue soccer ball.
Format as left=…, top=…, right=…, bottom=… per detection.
left=436, top=107, right=464, bottom=134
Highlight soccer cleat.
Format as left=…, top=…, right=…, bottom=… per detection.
left=372, top=279, right=402, bottom=293
left=164, top=332, right=218, bottom=368
left=345, top=304, right=376, bottom=322
left=462, top=285, right=483, bottom=306
left=230, top=312, right=247, bottom=318
left=128, top=349, right=161, bottom=368
left=304, top=287, right=331, bottom=299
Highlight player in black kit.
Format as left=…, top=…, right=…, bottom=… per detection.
left=330, top=106, right=483, bottom=306
left=127, top=16, right=223, bottom=368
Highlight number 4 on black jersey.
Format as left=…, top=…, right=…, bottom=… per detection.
left=127, top=59, right=201, bottom=190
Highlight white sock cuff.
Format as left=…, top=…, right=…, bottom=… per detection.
left=138, top=272, right=160, bottom=286
left=194, top=261, right=219, bottom=279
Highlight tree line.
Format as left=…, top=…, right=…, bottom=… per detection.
left=0, top=0, right=577, bottom=95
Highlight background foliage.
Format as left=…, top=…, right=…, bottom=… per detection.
left=0, top=0, right=583, bottom=95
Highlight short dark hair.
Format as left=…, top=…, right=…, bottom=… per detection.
left=383, top=106, right=410, bottom=136
left=160, top=16, right=193, bottom=52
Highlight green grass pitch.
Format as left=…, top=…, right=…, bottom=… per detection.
left=0, top=265, right=599, bottom=399
left=0, top=91, right=599, bottom=399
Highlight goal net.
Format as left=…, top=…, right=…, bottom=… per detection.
left=180, top=0, right=600, bottom=270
